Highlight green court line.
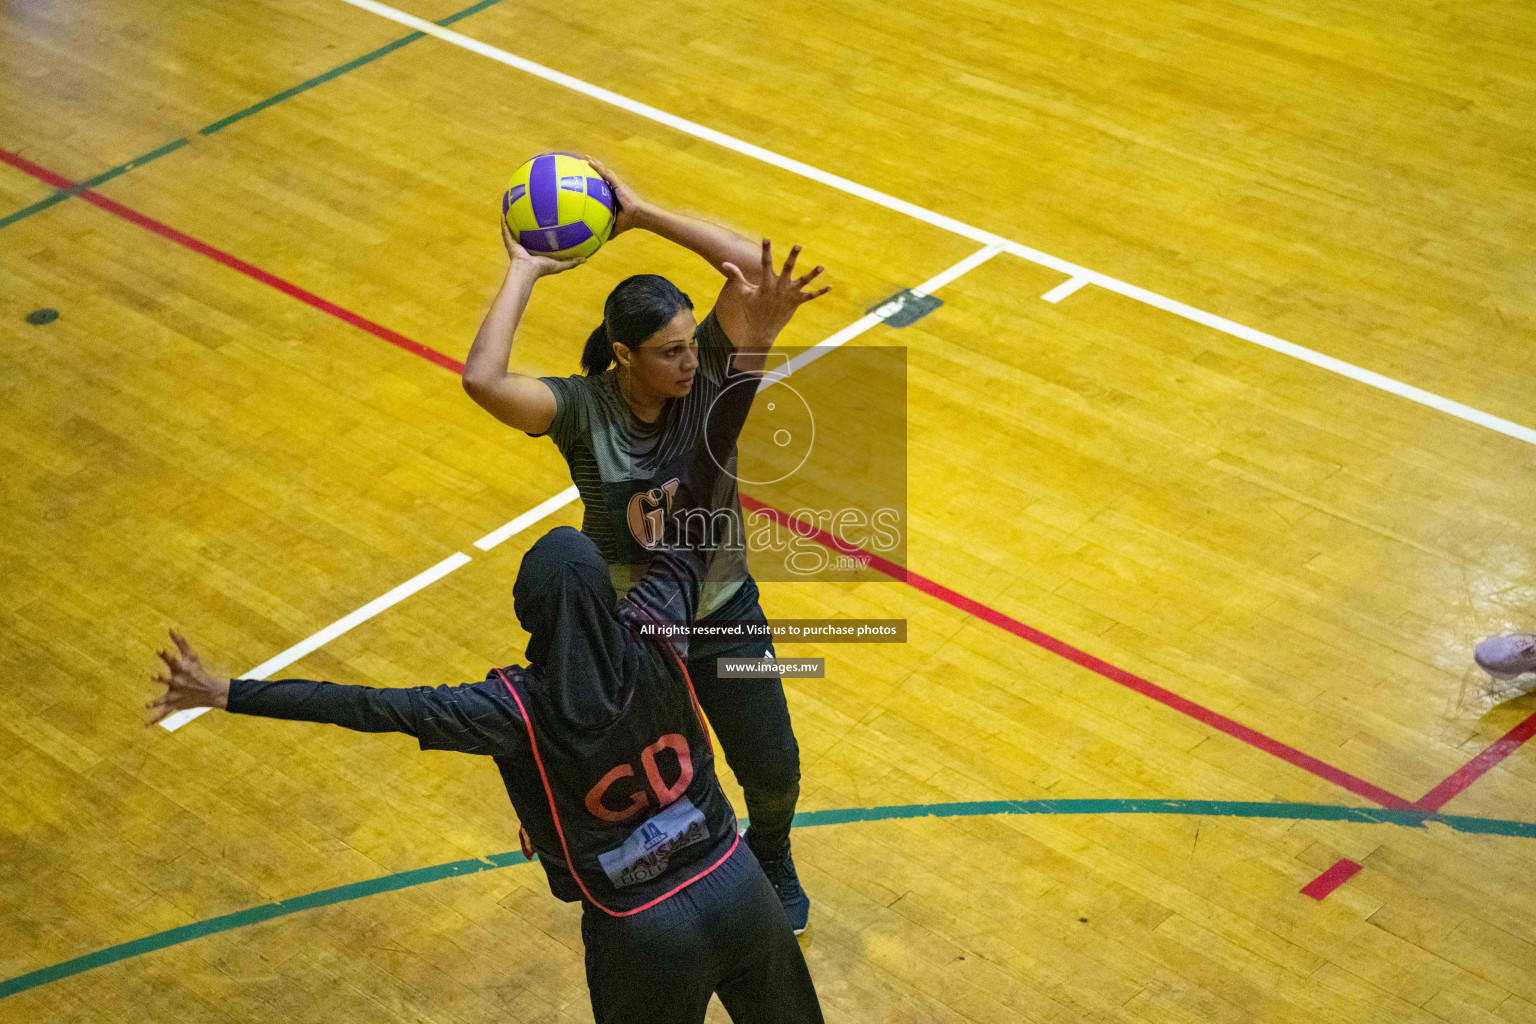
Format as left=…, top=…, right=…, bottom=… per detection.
left=0, top=0, right=506, bottom=231
left=0, top=850, right=531, bottom=1002
left=0, top=139, right=191, bottom=231
left=4, top=797, right=1533, bottom=1001
left=199, top=0, right=506, bottom=135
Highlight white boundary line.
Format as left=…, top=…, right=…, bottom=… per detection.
left=763, top=312, right=882, bottom=388
left=766, top=245, right=1003, bottom=386
left=164, top=247, right=996, bottom=731
left=334, top=0, right=1536, bottom=448
left=160, top=552, right=472, bottom=730
left=475, top=486, right=579, bottom=550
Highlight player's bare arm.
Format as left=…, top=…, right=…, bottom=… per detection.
left=587, top=157, right=827, bottom=349
left=462, top=219, right=585, bottom=434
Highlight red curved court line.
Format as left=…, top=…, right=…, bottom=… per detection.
left=0, top=146, right=465, bottom=375
left=739, top=496, right=1415, bottom=810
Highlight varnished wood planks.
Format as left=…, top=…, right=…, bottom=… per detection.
left=2, top=0, right=1535, bottom=1020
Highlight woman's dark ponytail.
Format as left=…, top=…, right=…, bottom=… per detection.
left=581, top=274, right=693, bottom=376
left=582, top=322, right=614, bottom=376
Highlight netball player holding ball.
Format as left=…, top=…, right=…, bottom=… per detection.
left=463, top=155, right=828, bottom=933
left=147, top=280, right=823, bottom=1020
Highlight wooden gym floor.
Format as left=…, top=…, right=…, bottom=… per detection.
left=2, top=0, right=1535, bottom=1020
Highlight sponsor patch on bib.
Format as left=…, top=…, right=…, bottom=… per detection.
left=597, top=797, right=710, bottom=888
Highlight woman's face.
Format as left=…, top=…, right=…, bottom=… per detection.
left=617, top=309, right=699, bottom=399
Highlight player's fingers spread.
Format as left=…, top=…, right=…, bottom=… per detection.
left=760, top=238, right=773, bottom=276
left=799, top=285, right=832, bottom=303
left=157, top=649, right=178, bottom=670
left=793, top=265, right=825, bottom=289
left=171, top=629, right=193, bottom=657
left=781, top=244, right=801, bottom=280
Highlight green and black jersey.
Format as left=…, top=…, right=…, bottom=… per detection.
left=535, top=310, right=752, bottom=621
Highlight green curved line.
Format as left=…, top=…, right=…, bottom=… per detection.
left=4, top=798, right=1532, bottom=1000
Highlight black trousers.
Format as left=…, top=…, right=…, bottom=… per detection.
left=581, top=840, right=824, bottom=1024
left=686, top=584, right=801, bottom=860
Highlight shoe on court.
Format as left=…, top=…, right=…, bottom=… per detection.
left=758, top=843, right=810, bottom=935
left=1474, top=634, right=1536, bottom=680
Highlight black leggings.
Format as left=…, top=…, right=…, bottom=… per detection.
left=581, top=841, right=823, bottom=1024
left=687, top=587, right=801, bottom=859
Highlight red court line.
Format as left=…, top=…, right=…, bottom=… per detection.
left=1301, top=700, right=1536, bottom=899
left=0, top=148, right=75, bottom=191
left=2, top=142, right=1421, bottom=814
left=1300, top=858, right=1361, bottom=900
left=739, top=496, right=1414, bottom=811
left=0, top=147, right=465, bottom=375
left=1412, top=711, right=1536, bottom=813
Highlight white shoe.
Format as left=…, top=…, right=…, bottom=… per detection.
left=1474, top=634, right=1536, bottom=680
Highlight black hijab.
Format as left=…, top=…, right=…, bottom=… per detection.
left=512, top=526, right=648, bottom=731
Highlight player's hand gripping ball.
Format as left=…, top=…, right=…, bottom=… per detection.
left=503, top=153, right=616, bottom=260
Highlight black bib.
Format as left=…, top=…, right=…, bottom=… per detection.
left=495, top=622, right=739, bottom=915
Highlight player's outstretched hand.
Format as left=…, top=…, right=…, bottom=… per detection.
left=500, top=216, right=586, bottom=277
left=585, top=156, right=646, bottom=237
left=146, top=629, right=231, bottom=726
left=721, top=239, right=830, bottom=351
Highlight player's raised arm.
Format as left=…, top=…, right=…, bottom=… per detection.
left=717, top=239, right=830, bottom=371
left=462, top=219, right=585, bottom=435
left=587, top=158, right=828, bottom=351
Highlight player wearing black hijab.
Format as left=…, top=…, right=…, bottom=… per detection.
left=147, top=343, right=823, bottom=1023
left=463, top=164, right=829, bottom=932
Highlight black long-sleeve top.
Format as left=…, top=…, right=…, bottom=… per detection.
left=226, top=537, right=708, bottom=750
left=228, top=674, right=525, bottom=753
left=226, top=360, right=759, bottom=901
left=226, top=543, right=711, bottom=902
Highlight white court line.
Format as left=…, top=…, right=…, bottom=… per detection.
left=334, top=0, right=1536, bottom=448
left=164, top=247, right=1000, bottom=732
left=336, top=0, right=1011, bottom=252
left=759, top=313, right=882, bottom=390
left=912, top=244, right=1007, bottom=296
left=1042, top=275, right=1090, bottom=304
left=762, top=245, right=1002, bottom=388
left=160, top=552, right=472, bottom=731
left=475, top=486, right=579, bottom=550
left=1081, top=273, right=1536, bottom=445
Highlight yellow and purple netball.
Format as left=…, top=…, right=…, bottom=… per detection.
left=503, top=153, right=615, bottom=260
